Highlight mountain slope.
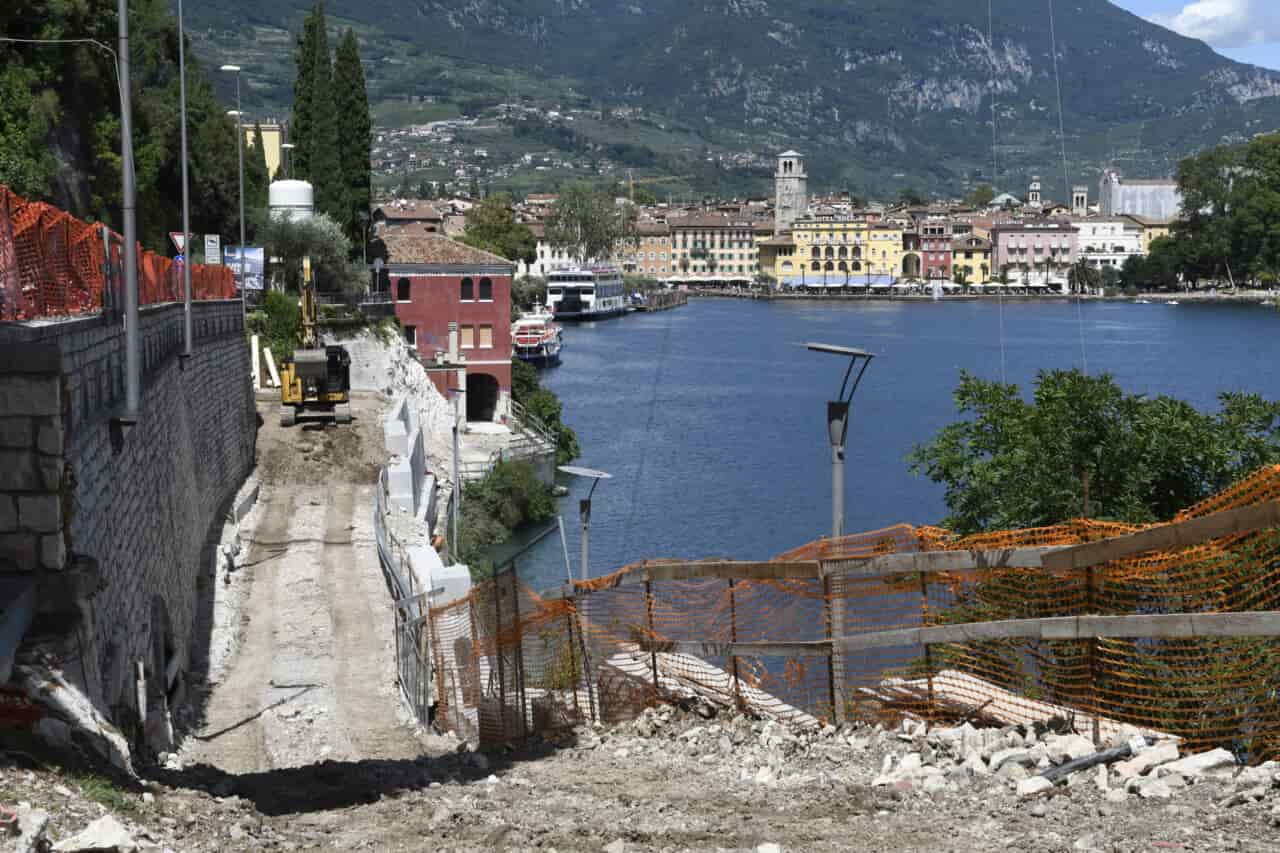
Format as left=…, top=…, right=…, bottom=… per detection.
left=186, top=0, right=1280, bottom=196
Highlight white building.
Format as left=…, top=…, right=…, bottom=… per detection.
left=1072, top=218, right=1144, bottom=271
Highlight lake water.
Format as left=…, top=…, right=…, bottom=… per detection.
left=511, top=298, right=1280, bottom=590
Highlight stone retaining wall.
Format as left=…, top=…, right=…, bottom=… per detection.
left=0, top=301, right=255, bottom=741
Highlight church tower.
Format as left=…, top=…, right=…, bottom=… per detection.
left=775, top=151, right=807, bottom=234
left=1028, top=175, right=1043, bottom=208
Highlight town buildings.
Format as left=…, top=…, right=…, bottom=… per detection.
left=1099, top=170, right=1183, bottom=220
left=616, top=221, right=673, bottom=277
left=774, top=151, right=808, bottom=234
left=669, top=213, right=760, bottom=283
left=920, top=219, right=953, bottom=281
left=382, top=232, right=514, bottom=422
left=951, top=235, right=991, bottom=284
left=1072, top=218, right=1143, bottom=270
left=990, top=220, right=1078, bottom=285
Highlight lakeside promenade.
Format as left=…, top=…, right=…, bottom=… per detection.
left=688, top=287, right=1280, bottom=306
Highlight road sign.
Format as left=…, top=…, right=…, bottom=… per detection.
left=204, top=234, right=221, bottom=265
left=169, top=231, right=186, bottom=254
left=174, top=255, right=184, bottom=264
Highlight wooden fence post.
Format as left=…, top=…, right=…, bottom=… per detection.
left=821, top=562, right=845, bottom=724
left=645, top=580, right=659, bottom=693
left=728, top=578, right=743, bottom=712
left=493, top=578, right=508, bottom=741
left=919, top=569, right=936, bottom=720
left=565, top=610, right=581, bottom=719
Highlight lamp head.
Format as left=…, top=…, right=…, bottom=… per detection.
left=219, top=64, right=241, bottom=73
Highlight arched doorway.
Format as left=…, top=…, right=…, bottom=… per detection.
left=466, top=373, right=499, bottom=422
left=902, top=253, right=921, bottom=278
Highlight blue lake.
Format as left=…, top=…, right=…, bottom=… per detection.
left=511, top=297, right=1280, bottom=590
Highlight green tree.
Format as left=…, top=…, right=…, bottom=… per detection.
left=290, top=1, right=325, bottom=178
left=307, top=26, right=344, bottom=221
left=545, top=183, right=635, bottom=263
left=459, top=193, right=536, bottom=263
left=333, top=28, right=371, bottom=253
left=510, top=359, right=580, bottom=464
left=966, top=184, right=995, bottom=208
left=1067, top=259, right=1100, bottom=294
left=246, top=122, right=270, bottom=212
left=910, top=369, right=1280, bottom=534
left=260, top=212, right=363, bottom=295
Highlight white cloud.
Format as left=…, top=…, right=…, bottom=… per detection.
left=1150, top=0, right=1280, bottom=48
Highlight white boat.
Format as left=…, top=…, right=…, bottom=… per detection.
left=546, top=266, right=628, bottom=320
left=511, top=307, right=563, bottom=367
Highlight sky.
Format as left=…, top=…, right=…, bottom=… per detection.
left=1113, top=0, right=1280, bottom=70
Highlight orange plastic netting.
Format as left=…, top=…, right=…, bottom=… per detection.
left=429, top=465, right=1280, bottom=760
left=0, top=185, right=234, bottom=321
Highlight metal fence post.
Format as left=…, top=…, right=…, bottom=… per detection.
left=645, top=579, right=659, bottom=693
left=508, top=565, right=528, bottom=739
left=565, top=610, right=581, bottom=719
left=493, top=577, right=508, bottom=741
left=920, top=569, right=935, bottom=720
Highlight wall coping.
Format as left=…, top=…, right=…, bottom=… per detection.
left=0, top=300, right=242, bottom=345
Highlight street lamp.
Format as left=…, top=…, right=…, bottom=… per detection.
left=557, top=466, right=612, bottom=580
left=177, top=0, right=193, bottom=358
left=806, top=343, right=876, bottom=539
left=280, top=142, right=295, bottom=179
left=220, top=64, right=246, bottom=315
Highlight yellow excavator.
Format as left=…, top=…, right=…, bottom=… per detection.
left=279, top=257, right=351, bottom=427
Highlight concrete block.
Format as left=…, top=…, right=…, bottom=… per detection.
left=0, top=496, right=15, bottom=532
left=0, top=375, right=60, bottom=417
left=0, top=417, right=32, bottom=449
left=18, top=494, right=61, bottom=533
left=0, top=451, right=40, bottom=491
left=0, top=532, right=38, bottom=570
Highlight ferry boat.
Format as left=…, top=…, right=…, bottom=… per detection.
left=511, top=308, right=563, bottom=367
left=546, top=266, right=628, bottom=320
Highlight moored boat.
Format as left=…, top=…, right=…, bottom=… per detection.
left=511, top=307, right=564, bottom=366
left=546, top=266, right=627, bottom=320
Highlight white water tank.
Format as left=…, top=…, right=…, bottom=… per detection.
left=269, top=179, right=314, bottom=221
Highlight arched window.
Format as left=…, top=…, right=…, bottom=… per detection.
left=460, top=277, right=474, bottom=300
left=479, top=277, right=493, bottom=300
left=781, top=261, right=793, bottom=273
left=837, top=246, right=847, bottom=259
left=838, top=261, right=848, bottom=272
left=396, top=277, right=411, bottom=302
left=824, top=261, right=834, bottom=271
left=824, top=247, right=834, bottom=259
left=811, top=247, right=820, bottom=259
left=852, top=261, right=862, bottom=271
left=811, top=261, right=821, bottom=271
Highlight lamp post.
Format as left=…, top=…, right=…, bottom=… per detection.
left=177, top=0, right=193, bottom=358
left=220, top=65, right=246, bottom=316
left=805, top=343, right=876, bottom=539
left=280, top=142, right=295, bottom=179
left=557, top=466, right=612, bottom=581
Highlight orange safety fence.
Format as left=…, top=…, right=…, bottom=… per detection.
left=428, top=465, right=1280, bottom=762
left=0, top=185, right=235, bottom=321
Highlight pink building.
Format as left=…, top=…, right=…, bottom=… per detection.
left=990, top=220, right=1078, bottom=283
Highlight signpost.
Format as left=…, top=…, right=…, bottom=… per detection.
left=204, top=234, right=222, bottom=265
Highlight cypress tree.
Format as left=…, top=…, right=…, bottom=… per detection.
left=334, top=28, right=372, bottom=252
left=308, top=27, right=345, bottom=220
left=290, top=1, right=324, bottom=179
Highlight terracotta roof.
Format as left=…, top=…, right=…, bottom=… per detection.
left=383, top=232, right=513, bottom=266
left=375, top=201, right=443, bottom=221
left=635, top=221, right=671, bottom=236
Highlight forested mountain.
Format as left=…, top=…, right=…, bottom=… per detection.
left=181, top=0, right=1280, bottom=196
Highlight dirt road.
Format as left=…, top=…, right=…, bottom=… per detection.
left=179, top=393, right=424, bottom=777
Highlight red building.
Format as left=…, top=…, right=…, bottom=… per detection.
left=383, top=232, right=514, bottom=423
left=920, top=219, right=953, bottom=282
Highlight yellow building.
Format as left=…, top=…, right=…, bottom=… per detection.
left=1120, top=214, right=1173, bottom=254
left=951, top=235, right=992, bottom=283
left=790, top=216, right=905, bottom=282
left=244, top=122, right=285, bottom=179
left=615, top=222, right=672, bottom=277
left=669, top=214, right=759, bottom=283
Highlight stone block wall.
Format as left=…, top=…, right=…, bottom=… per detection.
left=0, top=301, right=255, bottom=734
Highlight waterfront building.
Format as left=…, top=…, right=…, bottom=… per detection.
left=951, top=235, right=991, bottom=284
left=382, top=232, right=514, bottom=422
left=1072, top=218, right=1143, bottom=271
left=990, top=220, right=1078, bottom=288
left=789, top=214, right=903, bottom=283
left=669, top=213, right=759, bottom=285
left=920, top=219, right=953, bottom=282
left=615, top=221, right=672, bottom=277
left=1098, top=170, right=1183, bottom=220
left=774, top=151, right=808, bottom=234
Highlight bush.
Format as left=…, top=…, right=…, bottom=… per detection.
left=248, top=289, right=301, bottom=360
left=511, top=359, right=580, bottom=464
left=457, top=460, right=556, bottom=576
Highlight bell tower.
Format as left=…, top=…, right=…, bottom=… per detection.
left=775, top=150, right=808, bottom=234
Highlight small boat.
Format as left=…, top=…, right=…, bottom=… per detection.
left=512, top=308, right=564, bottom=367
left=1135, top=299, right=1152, bottom=304
left=1167, top=300, right=1180, bottom=305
